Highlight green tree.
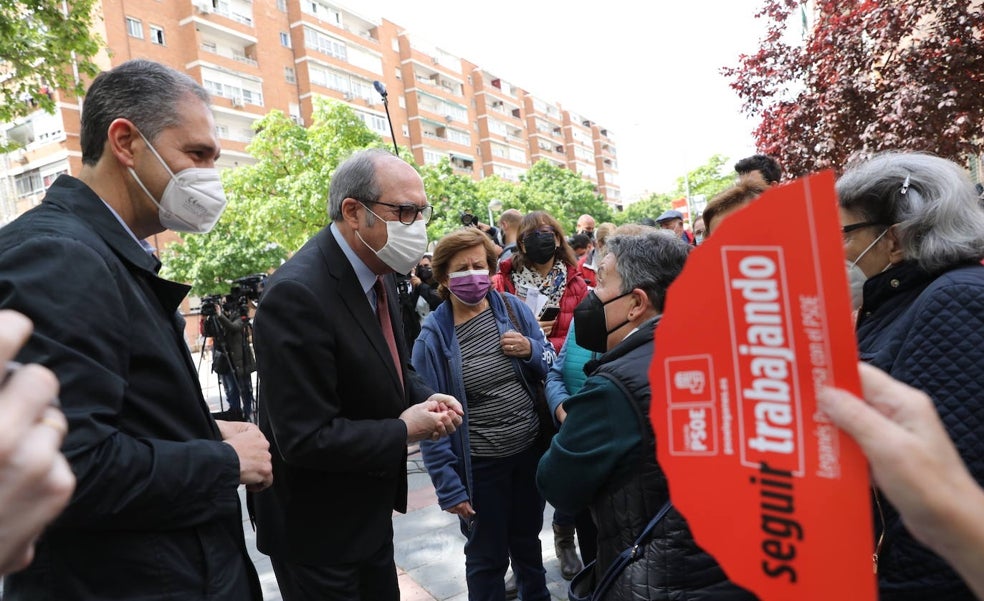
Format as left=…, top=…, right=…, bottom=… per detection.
left=616, top=193, right=676, bottom=225
left=420, top=158, right=479, bottom=241
left=616, top=154, right=735, bottom=225
left=672, top=154, right=735, bottom=204
left=161, top=98, right=384, bottom=294
left=515, top=160, right=612, bottom=234
left=475, top=175, right=522, bottom=217
left=163, top=101, right=633, bottom=291
left=1, top=1, right=102, bottom=124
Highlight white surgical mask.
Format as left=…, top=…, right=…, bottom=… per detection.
left=845, top=228, right=889, bottom=310
left=129, top=130, right=228, bottom=234
left=356, top=204, right=428, bottom=275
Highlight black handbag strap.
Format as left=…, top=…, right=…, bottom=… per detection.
left=583, top=500, right=673, bottom=600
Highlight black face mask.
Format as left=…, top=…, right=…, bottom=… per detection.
left=416, top=265, right=433, bottom=282
left=522, top=232, right=558, bottom=265
left=573, top=290, right=631, bottom=353
left=579, top=229, right=594, bottom=240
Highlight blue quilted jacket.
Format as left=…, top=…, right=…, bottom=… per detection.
left=856, top=260, right=984, bottom=601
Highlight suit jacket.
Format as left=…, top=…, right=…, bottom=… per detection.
left=0, top=175, right=259, bottom=600
left=252, top=225, right=434, bottom=564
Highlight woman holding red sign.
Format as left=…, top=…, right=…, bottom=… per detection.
left=836, top=151, right=984, bottom=601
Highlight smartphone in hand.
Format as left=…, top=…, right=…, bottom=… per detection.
left=538, top=306, right=560, bottom=321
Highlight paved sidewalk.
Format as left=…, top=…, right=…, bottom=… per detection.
left=237, top=451, right=572, bottom=601
left=392, top=450, right=571, bottom=601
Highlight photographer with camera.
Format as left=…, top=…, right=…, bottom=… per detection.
left=217, top=298, right=256, bottom=422
left=397, top=255, right=443, bottom=354
left=461, top=210, right=503, bottom=255
left=204, top=277, right=262, bottom=423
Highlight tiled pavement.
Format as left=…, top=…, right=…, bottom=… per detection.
left=238, top=448, right=572, bottom=601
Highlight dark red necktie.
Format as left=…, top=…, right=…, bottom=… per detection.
left=374, top=277, right=404, bottom=391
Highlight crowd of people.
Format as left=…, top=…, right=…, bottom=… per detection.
left=1, top=58, right=983, bottom=601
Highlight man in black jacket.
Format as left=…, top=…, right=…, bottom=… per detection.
left=252, top=148, right=463, bottom=601
left=0, top=59, right=272, bottom=600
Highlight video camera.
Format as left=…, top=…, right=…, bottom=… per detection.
left=233, top=274, right=266, bottom=301
left=227, top=274, right=267, bottom=319
left=199, top=294, right=223, bottom=317
left=460, top=212, right=480, bottom=227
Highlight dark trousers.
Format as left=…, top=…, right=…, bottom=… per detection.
left=465, top=445, right=549, bottom=601
left=269, top=540, right=399, bottom=601
left=552, top=508, right=598, bottom=564
left=220, top=372, right=241, bottom=412
left=220, top=371, right=254, bottom=417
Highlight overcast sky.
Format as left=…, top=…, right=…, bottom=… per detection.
left=350, top=0, right=770, bottom=199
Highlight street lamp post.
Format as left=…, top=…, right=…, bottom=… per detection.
left=487, top=198, right=503, bottom=226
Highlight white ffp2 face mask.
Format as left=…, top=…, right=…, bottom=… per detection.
left=845, top=228, right=889, bottom=310
left=129, top=130, right=228, bottom=234
left=356, top=204, right=428, bottom=275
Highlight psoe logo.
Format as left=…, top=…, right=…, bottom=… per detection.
left=674, top=370, right=705, bottom=395
left=668, top=405, right=718, bottom=456
left=664, top=355, right=714, bottom=405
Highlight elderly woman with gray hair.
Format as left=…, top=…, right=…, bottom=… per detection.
left=836, top=151, right=984, bottom=601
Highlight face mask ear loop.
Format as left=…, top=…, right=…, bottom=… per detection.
left=133, top=128, right=178, bottom=180
left=851, top=227, right=889, bottom=269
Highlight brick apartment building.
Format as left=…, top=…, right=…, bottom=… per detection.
left=0, top=0, right=621, bottom=227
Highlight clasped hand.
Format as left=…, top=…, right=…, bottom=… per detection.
left=401, top=394, right=463, bottom=444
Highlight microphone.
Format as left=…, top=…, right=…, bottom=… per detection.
left=372, top=80, right=400, bottom=156
left=373, top=80, right=388, bottom=98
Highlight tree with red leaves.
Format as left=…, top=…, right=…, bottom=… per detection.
left=725, top=0, right=984, bottom=178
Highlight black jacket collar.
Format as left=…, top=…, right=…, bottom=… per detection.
left=44, top=175, right=190, bottom=312
left=584, top=315, right=660, bottom=375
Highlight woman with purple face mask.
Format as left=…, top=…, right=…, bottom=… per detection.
left=412, top=228, right=556, bottom=601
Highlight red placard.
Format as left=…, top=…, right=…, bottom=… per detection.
left=650, top=172, right=876, bottom=600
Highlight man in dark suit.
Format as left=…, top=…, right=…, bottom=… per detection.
left=0, top=59, right=272, bottom=600
left=252, top=148, right=464, bottom=601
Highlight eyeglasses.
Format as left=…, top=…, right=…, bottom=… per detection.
left=535, top=226, right=556, bottom=235
left=364, top=200, right=433, bottom=225
left=841, top=222, right=882, bottom=235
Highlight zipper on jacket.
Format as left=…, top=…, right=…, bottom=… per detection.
left=872, top=486, right=886, bottom=574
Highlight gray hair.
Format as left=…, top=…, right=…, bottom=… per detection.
left=328, top=148, right=393, bottom=223
left=606, top=231, right=691, bottom=312
left=81, top=59, right=210, bottom=165
left=836, top=152, right=984, bottom=273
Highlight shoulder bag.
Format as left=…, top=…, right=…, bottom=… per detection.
left=568, top=501, right=673, bottom=601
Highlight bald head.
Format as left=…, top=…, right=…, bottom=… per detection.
left=577, top=214, right=596, bottom=237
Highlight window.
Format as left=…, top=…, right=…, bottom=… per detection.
left=202, top=77, right=264, bottom=107
left=126, top=17, right=143, bottom=39
left=14, top=170, right=43, bottom=198
left=446, top=128, right=470, bottom=146
left=280, top=32, right=291, bottom=48
left=304, top=27, right=347, bottom=60
left=149, top=25, right=165, bottom=45
left=284, top=67, right=296, bottom=83
left=423, top=150, right=442, bottom=165
left=358, top=112, right=388, bottom=135
left=302, top=0, right=341, bottom=25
